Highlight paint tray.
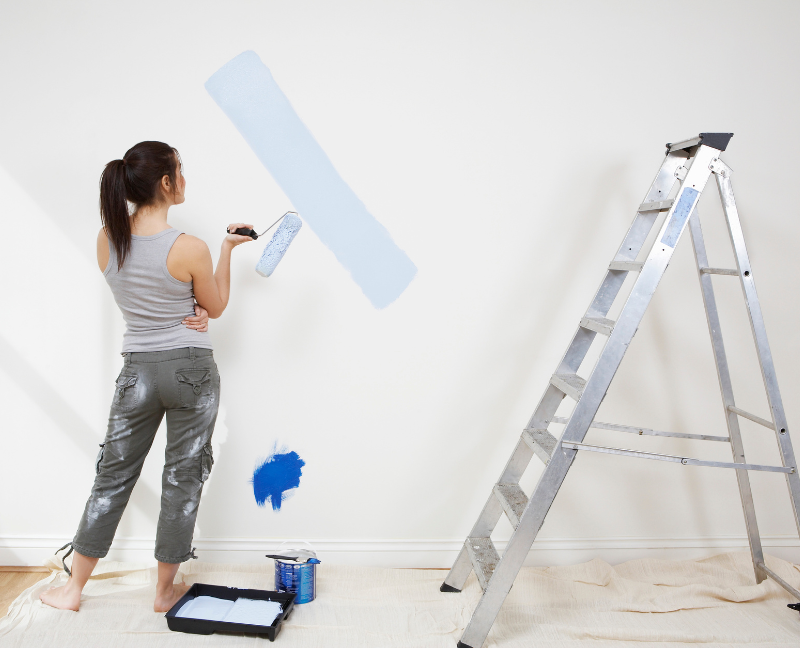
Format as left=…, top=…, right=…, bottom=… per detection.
left=165, top=583, right=296, bottom=641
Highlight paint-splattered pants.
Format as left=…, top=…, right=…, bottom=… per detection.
left=72, top=347, right=220, bottom=563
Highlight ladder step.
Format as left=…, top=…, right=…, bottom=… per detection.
left=493, top=483, right=529, bottom=528
left=638, top=199, right=674, bottom=212
left=609, top=260, right=643, bottom=272
left=522, top=428, right=558, bottom=464
left=700, top=267, right=738, bottom=276
left=580, top=316, right=615, bottom=336
left=465, top=537, right=500, bottom=591
left=550, top=373, right=586, bottom=400
left=562, top=441, right=794, bottom=473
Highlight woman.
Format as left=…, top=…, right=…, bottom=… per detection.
left=40, top=141, right=254, bottom=612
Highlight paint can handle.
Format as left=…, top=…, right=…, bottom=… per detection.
left=277, top=540, right=319, bottom=563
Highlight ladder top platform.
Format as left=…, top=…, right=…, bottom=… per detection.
left=667, top=132, right=734, bottom=153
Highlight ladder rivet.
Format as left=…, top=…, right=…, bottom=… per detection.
left=780, top=428, right=786, bottom=434
left=744, top=271, right=750, bottom=277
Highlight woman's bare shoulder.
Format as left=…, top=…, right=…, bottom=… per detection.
left=172, top=233, right=210, bottom=257
left=168, top=234, right=212, bottom=281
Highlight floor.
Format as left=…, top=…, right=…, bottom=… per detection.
left=0, top=569, right=48, bottom=618
left=2, top=553, right=799, bottom=647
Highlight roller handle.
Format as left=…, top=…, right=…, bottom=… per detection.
left=228, top=227, right=259, bottom=240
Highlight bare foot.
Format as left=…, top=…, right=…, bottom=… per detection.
left=154, top=582, right=190, bottom=613
left=39, top=583, right=81, bottom=611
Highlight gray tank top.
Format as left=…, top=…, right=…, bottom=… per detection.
left=104, top=228, right=213, bottom=353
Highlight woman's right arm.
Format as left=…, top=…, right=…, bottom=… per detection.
left=97, top=227, right=110, bottom=272
left=181, top=224, right=253, bottom=319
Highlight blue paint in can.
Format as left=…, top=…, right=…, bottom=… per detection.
left=275, top=559, right=316, bottom=604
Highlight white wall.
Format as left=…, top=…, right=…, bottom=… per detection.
left=2, top=0, right=800, bottom=568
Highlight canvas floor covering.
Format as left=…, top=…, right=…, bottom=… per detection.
left=1, top=551, right=799, bottom=647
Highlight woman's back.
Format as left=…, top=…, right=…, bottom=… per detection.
left=104, top=227, right=212, bottom=353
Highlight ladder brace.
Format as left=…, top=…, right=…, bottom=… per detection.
left=758, top=563, right=800, bottom=600
left=550, top=416, right=730, bottom=442
left=561, top=441, right=795, bottom=473
left=728, top=405, right=779, bottom=432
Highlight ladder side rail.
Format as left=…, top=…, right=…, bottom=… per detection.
left=459, top=146, right=720, bottom=648
left=441, top=150, right=687, bottom=603
left=613, top=151, right=686, bottom=261
left=441, top=545, right=473, bottom=594
left=529, top=152, right=685, bottom=430
left=458, top=447, right=576, bottom=648
left=442, top=493, right=506, bottom=591
left=561, top=145, right=719, bottom=449
left=469, top=438, right=535, bottom=539
left=688, top=210, right=765, bottom=582
left=442, top=396, right=568, bottom=588
left=587, top=152, right=684, bottom=319
left=446, top=438, right=541, bottom=589
left=715, top=164, right=800, bottom=535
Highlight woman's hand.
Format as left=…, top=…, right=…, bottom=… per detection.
left=225, top=223, right=256, bottom=248
left=182, top=304, right=209, bottom=332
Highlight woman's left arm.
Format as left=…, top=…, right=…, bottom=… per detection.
left=182, top=304, right=209, bottom=332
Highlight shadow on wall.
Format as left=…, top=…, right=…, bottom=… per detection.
left=0, top=332, right=161, bottom=520
left=431, top=161, right=635, bottom=530
left=633, top=284, right=714, bottom=538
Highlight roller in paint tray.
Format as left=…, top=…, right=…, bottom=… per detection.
left=229, top=211, right=303, bottom=277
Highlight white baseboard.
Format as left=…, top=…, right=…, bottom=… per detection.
left=2, top=535, right=798, bottom=568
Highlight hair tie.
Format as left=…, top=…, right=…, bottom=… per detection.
left=121, top=158, right=127, bottom=167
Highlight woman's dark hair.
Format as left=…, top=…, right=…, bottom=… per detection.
left=100, top=141, right=182, bottom=270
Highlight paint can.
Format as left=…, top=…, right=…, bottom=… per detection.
left=273, top=542, right=317, bottom=604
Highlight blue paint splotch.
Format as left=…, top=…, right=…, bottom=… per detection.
left=251, top=449, right=306, bottom=511
left=204, top=50, right=417, bottom=309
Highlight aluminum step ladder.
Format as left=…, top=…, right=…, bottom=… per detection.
left=441, top=133, right=800, bottom=648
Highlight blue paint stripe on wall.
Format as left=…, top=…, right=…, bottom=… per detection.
left=205, top=51, right=417, bottom=309
left=660, top=187, right=699, bottom=248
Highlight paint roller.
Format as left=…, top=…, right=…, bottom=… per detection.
left=228, top=211, right=303, bottom=277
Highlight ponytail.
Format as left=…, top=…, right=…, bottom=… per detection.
left=98, top=141, right=182, bottom=271
left=99, top=159, right=132, bottom=270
